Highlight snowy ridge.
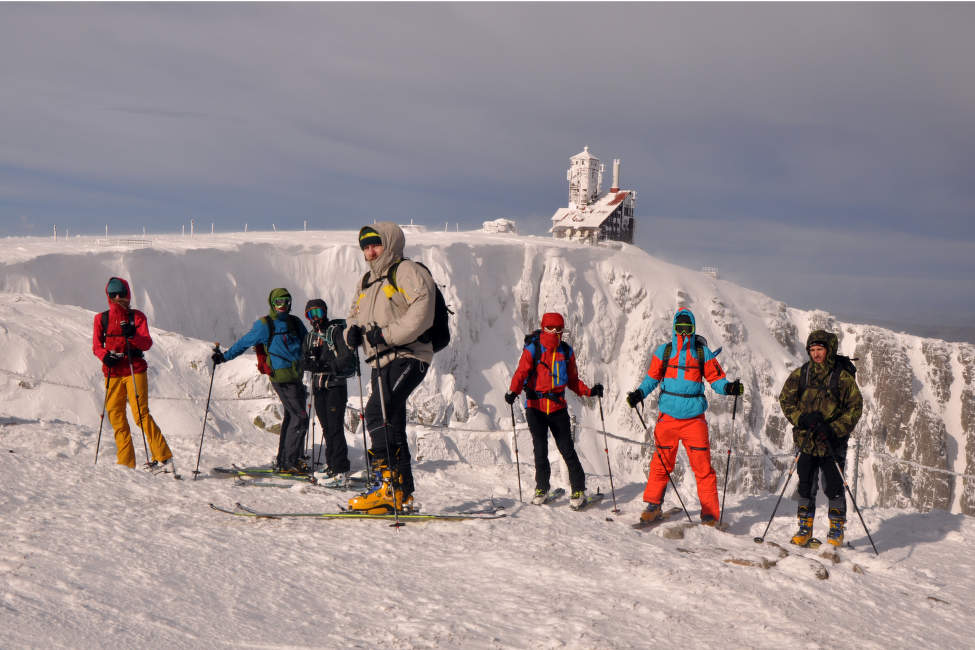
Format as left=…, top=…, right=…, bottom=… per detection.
left=1, top=230, right=972, bottom=514
left=1, top=231, right=974, bottom=646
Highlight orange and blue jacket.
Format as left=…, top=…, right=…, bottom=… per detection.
left=509, top=339, right=591, bottom=414
left=634, top=308, right=729, bottom=420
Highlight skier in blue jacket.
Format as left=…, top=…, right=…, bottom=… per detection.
left=212, top=288, right=310, bottom=472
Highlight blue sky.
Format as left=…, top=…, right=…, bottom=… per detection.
left=2, top=3, right=973, bottom=334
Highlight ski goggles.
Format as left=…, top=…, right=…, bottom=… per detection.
left=306, top=307, right=325, bottom=320
left=107, top=291, right=128, bottom=299
left=272, top=297, right=292, bottom=307
left=674, top=323, right=694, bottom=335
left=542, top=325, right=564, bottom=333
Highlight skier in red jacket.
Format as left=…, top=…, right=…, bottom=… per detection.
left=92, top=277, right=173, bottom=469
left=505, top=312, right=603, bottom=508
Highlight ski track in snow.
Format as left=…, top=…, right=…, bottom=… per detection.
left=1, top=232, right=973, bottom=647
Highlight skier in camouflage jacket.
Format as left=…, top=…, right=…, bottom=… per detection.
left=778, top=329, right=863, bottom=536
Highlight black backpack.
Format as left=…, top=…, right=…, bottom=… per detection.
left=361, top=259, right=452, bottom=353
left=311, top=319, right=357, bottom=379
left=661, top=334, right=709, bottom=372
left=98, top=310, right=144, bottom=360
left=797, top=354, right=858, bottom=403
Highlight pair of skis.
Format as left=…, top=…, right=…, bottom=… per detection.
left=209, top=502, right=506, bottom=522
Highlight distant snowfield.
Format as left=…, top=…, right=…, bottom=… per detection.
left=1, top=231, right=973, bottom=647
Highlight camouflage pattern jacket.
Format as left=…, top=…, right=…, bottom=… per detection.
left=778, top=330, right=863, bottom=456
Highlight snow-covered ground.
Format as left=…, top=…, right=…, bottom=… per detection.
left=1, top=230, right=973, bottom=647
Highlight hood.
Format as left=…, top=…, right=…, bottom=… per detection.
left=671, top=308, right=697, bottom=350
left=105, top=277, right=131, bottom=305
left=363, top=221, right=406, bottom=278
left=267, top=288, right=292, bottom=319
left=806, top=329, right=838, bottom=367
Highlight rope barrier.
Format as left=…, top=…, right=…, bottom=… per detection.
left=5, top=366, right=973, bottom=480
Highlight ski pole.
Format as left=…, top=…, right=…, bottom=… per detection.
left=354, top=347, right=371, bottom=488
left=509, top=402, right=523, bottom=503
left=824, top=437, right=880, bottom=556
left=370, top=333, right=401, bottom=528
left=753, top=450, right=801, bottom=544
left=596, top=395, right=620, bottom=514
left=123, top=331, right=151, bottom=466
left=94, top=373, right=111, bottom=465
left=635, top=404, right=692, bottom=523
left=719, top=393, right=739, bottom=527
left=192, top=343, right=220, bottom=480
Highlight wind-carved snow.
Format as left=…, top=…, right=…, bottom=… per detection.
left=2, top=232, right=975, bottom=646
left=2, top=231, right=974, bottom=514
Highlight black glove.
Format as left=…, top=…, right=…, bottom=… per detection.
left=626, top=389, right=644, bottom=408
left=365, top=324, right=386, bottom=347
left=813, top=422, right=834, bottom=445
left=120, top=321, right=136, bottom=338
left=590, top=384, right=604, bottom=398
left=725, top=380, right=743, bottom=396
left=211, top=350, right=226, bottom=365
left=346, top=324, right=364, bottom=348
left=797, top=412, right=825, bottom=430
left=504, top=391, right=518, bottom=405
left=102, top=352, right=123, bottom=368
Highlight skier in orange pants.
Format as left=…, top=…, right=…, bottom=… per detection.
left=625, top=309, right=743, bottom=525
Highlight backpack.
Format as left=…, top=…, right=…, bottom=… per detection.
left=522, top=330, right=571, bottom=400
left=98, top=310, right=144, bottom=360
left=661, top=334, right=709, bottom=373
left=255, top=314, right=303, bottom=376
left=309, top=320, right=357, bottom=379
left=797, top=354, right=858, bottom=404
left=361, top=259, right=452, bottom=353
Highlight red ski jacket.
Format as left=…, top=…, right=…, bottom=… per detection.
left=92, top=278, right=153, bottom=377
left=509, top=339, right=591, bottom=414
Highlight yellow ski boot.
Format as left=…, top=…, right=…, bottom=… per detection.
left=791, top=506, right=815, bottom=546
left=347, top=469, right=414, bottom=514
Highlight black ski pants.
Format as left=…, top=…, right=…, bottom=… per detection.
left=312, top=375, right=350, bottom=473
left=364, top=357, right=428, bottom=497
left=272, top=380, right=309, bottom=470
left=796, top=442, right=847, bottom=518
left=526, top=407, right=586, bottom=493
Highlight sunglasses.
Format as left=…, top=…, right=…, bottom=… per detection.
left=108, top=292, right=128, bottom=299
left=306, top=308, right=325, bottom=320
left=543, top=325, right=564, bottom=333
left=273, top=297, right=291, bottom=306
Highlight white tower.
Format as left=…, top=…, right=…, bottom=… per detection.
left=566, top=146, right=603, bottom=209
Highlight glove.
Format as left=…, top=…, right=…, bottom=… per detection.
left=211, top=350, right=226, bottom=365
left=346, top=324, right=364, bottom=348
left=813, top=422, right=834, bottom=445
left=797, top=412, right=825, bottom=430
left=365, top=324, right=386, bottom=347
left=504, top=391, right=518, bottom=405
left=120, top=321, right=136, bottom=338
left=102, top=352, right=123, bottom=368
left=626, top=389, right=644, bottom=409
left=589, top=384, right=604, bottom=398
left=725, top=380, right=743, bottom=396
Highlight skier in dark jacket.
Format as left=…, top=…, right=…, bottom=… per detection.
left=212, top=288, right=310, bottom=473
left=301, top=298, right=351, bottom=482
left=92, top=276, right=174, bottom=469
left=778, top=329, right=862, bottom=547
left=505, top=312, right=603, bottom=508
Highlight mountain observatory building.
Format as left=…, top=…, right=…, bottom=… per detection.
left=550, top=146, right=637, bottom=244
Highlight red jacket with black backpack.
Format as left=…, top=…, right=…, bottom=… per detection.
left=92, top=277, right=152, bottom=378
